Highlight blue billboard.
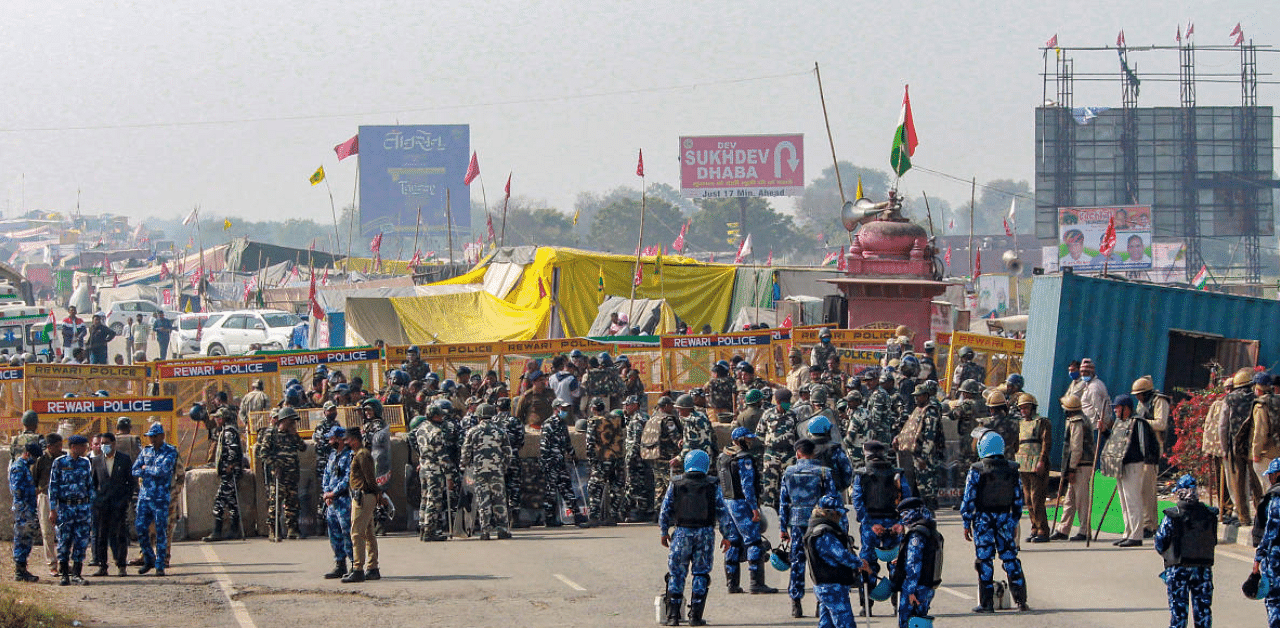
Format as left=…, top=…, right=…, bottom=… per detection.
left=358, top=125, right=470, bottom=236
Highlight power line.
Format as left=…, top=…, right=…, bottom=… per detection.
left=0, top=69, right=814, bottom=134
left=911, top=165, right=1037, bottom=201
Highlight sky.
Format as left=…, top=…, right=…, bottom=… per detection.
left=0, top=0, right=1273, bottom=236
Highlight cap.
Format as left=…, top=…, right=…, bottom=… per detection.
left=527, top=370, right=544, bottom=382
left=1255, top=373, right=1274, bottom=387
left=145, top=423, right=165, bottom=436
left=329, top=426, right=347, bottom=439
left=1112, top=394, right=1134, bottom=410
left=730, top=427, right=757, bottom=441
left=67, top=435, right=89, bottom=446
left=24, top=442, right=43, bottom=457
left=1267, top=457, right=1280, bottom=477
left=1175, top=474, right=1196, bottom=490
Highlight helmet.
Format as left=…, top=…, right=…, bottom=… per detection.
left=986, top=390, right=1008, bottom=407
left=616, top=354, right=630, bottom=365
left=915, top=380, right=938, bottom=397
left=478, top=404, right=497, bottom=418
left=845, top=391, right=864, bottom=405
left=818, top=327, right=831, bottom=339
left=425, top=372, right=440, bottom=383
left=907, top=618, right=934, bottom=628
left=738, top=362, right=755, bottom=374
left=624, top=395, right=641, bottom=406
left=388, top=369, right=409, bottom=386
left=773, top=389, right=792, bottom=404
left=441, top=379, right=457, bottom=393
left=769, top=547, right=791, bottom=571
left=435, top=399, right=453, bottom=413
left=1232, top=368, right=1253, bottom=388
left=860, top=368, right=879, bottom=381
left=868, top=576, right=894, bottom=602
left=276, top=406, right=299, bottom=422
left=743, top=389, right=763, bottom=405
left=95, top=390, right=109, bottom=397
left=874, top=543, right=901, bottom=563
left=1016, top=392, right=1038, bottom=407
left=959, top=379, right=982, bottom=395
left=894, top=325, right=911, bottom=337
left=674, top=394, right=695, bottom=409
left=1006, top=373, right=1024, bottom=388
left=286, top=378, right=301, bottom=388
left=315, top=364, right=329, bottom=377
left=590, top=397, right=606, bottom=410
left=657, top=395, right=674, bottom=407
left=808, top=415, right=832, bottom=435
left=286, top=385, right=305, bottom=406
left=63, top=393, right=77, bottom=398
left=683, top=450, right=710, bottom=474
left=1245, top=572, right=1271, bottom=600
left=569, top=349, right=585, bottom=359
left=1174, top=474, right=1196, bottom=491
left=406, top=345, right=420, bottom=354
left=1060, top=394, right=1082, bottom=412
left=497, top=397, right=512, bottom=412
left=408, top=415, right=428, bottom=431
left=1266, top=457, right=1280, bottom=477
left=959, top=346, right=975, bottom=360
left=1125, top=376, right=1152, bottom=394
left=596, top=352, right=612, bottom=367
left=978, top=432, right=1006, bottom=458
left=899, top=355, right=920, bottom=377
left=810, top=386, right=828, bottom=405
left=21, top=410, right=38, bottom=427
left=360, top=397, right=384, bottom=418
left=712, top=362, right=729, bottom=376
left=188, top=402, right=208, bottom=422
left=923, top=340, right=936, bottom=351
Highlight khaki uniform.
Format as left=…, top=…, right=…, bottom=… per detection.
left=1139, top=394, right=1169, bottom=532
left=1054, top=412, right=1094, bottom=537
left=1015, top=415, right=1052, bottom=538
left=1251, top=394, right=1280, bottom=486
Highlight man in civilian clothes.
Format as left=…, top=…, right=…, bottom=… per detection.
left=90, top=433, right=133, bottom=576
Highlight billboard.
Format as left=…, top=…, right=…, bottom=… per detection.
left=1057, top=205, right=1153, bottom=272
left=679, top=134, right=804, bottom=198
left=358, top=125, right=470, bottom=236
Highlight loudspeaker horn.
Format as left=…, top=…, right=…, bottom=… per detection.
left=1002, top=250, right=1022, bottom=274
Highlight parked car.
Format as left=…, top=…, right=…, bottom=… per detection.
left=105, top=300, right=179, bottom=336
left=170, top=312, right=224, bottom=358
left=199, top=309, right=300, bottom=356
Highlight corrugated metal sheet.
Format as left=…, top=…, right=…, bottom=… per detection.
left=1024, top=270, right=1280, bottom=465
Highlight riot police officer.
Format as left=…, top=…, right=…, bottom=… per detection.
left=1154, top=474, right=1216, bottom=628
left=961, top=432, right=1029, bottom=613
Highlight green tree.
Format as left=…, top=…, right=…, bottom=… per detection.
left=942, top=179, right=1033, bottom=236
left=589, top=197, right=684, bottom=254
left=794, top=162, right=894, bottom=240
left=501, top=204, right=578, bottom=247
left=687, top=197, right=809, bottom=258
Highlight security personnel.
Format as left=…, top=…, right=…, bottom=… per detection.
left=949, top=379, right=985, bottom=464
left=951, top=346, right=986, bottom=398
left=1254, top=375, right=1280, bottom=498
left=49, top=434, right=95, bottom=586
left=717, top=427, right=777, bottom=595
left=585, top=405, right=625, bottom=526
left=204, top=408, right=243, bottom=543
left=312, top=401, right=341, bottom=533
left=961, top=432, right=1029, bottom=613
left=10, top=441, right=43, bottom=582
left=979, top=390, right=1019, bottom=459
left=541, top=400, right=586, bottom=527
left=401, top=345, right=430, bottom=381
left=1052, top=394, right=1095, bottom=541
left=641, top=396, right=683, bottom=517
left=780, top=439, right=840, bottom=618
left=359, top=398, right=394, bottom=536
left=758, top=389, right=798, bottom=510
left=256, top=406, right=307, bottom=540
left=622, top=395, right=654, bottom=522
left=866, top=369, right=901, bottom=445
left=840, top=392, right=868, bottom=467
left=707, top=361, right=737, bottom=421
left=321, top=426, right=353, bottom=578
left=852, top=441, right=910, bottom=581
left=1013, top=393, right=1052, bottom=543
left=496, top=397, right=527, bottom=527
left=1252, top=457, right=1280, bottom=626
left=891, top=497, right=942, bottom=628
left=9, top=410, right=43, bottom=459
left=733, top=389, right=766, bottom=434
left=1154, top=474, right=1216, bottom=628
left=676, top=394, right=717, bottom=460
left=803, top=494, right=871, bottom=628
left=133, top=423, right=178, bottom=576
left=460, top=403, right=514, bottom=540
left=1133, top=375, right=1172, bottom=537
left=415, top=403, right=456, bottom=540
left=1224, top=368, right=1260, bottom=527
left=658, top=450, right=738, bottom=627
left=811, top=328, right=837, bottom=368
left=808, top=415, right=855, bottom=495
left=894, top=380, right=944, bottom=510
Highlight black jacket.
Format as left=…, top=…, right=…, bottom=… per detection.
left=92, top=452, right=134, bottom=509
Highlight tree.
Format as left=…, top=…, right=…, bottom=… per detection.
left=500, top=204, right=577, bottom=248
left=941, top=179, right=1033, bottom=236
left=794, top=161, right=894, bottom=241
left=687, top=197, right=809, bottom=258
left=589, top=197, right=683, bottom=254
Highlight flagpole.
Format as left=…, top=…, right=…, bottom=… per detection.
left=348, top=161, right=359, bottom=263
left=628, top=177, right=647, bottom=327
left=446, top=189, right=455, bottom=264
left=412, top=207, right=422, bottom=266
left=322, top=176, right=342, bottom=259
left=500, top=172, right=510, bottom=248
left=814, top=61, right=851, bottom=246
left=968, top=178, right=976, bottom=282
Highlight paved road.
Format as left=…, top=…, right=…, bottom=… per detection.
left=43, top=510, right=1259, bottom=628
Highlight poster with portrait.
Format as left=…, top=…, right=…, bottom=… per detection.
left=1057, top=205, right=1153, bottom=272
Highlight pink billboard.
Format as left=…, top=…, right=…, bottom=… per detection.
left=679, top=134, right=805, bottom=198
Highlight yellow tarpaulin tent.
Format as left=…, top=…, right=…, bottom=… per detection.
left=388, top=290, right=551, bottom=343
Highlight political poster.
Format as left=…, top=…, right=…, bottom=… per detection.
left=1057, top=205, right=1153, bottom=271
left=358, top=125, right=470, bottom=236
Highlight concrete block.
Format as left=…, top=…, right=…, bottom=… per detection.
left=185, top=467, right=258, bottom=540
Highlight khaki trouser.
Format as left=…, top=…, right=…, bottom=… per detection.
left=1225, top=453, right=1262, bottom=526
left=351, top=493, right=378, bottom=571
left=1054, top=466, right=1093, bottom=537
left=38, top=493, right=57, bottom=569
left=1020, top=470, right=1050, bottom=538
left=1141, top=462, right=1158, bottom=532
left=1118, top=463, right=1148, bottom=541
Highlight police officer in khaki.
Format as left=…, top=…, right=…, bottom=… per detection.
left=1014, top=393, right=1052, bottom=543
left=1051, top=394, right=1094, bottom=541
left=1132, top=376, right=1170, bottom=537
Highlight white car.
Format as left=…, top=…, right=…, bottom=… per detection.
left=199, top=309, right=300, bottom=356
left=105, top=300, right=179, bottom=336
left=170, top=312, right=224, bottom=358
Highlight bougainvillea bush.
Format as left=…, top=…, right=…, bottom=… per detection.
left=1169, top=386, right=1224, bottom=490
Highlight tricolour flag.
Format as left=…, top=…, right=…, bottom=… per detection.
left=334, top=135, right=359, bottom=161
left=821, top=250, right=839, bottom=266
left=889, top=85, right=918, bottom=177
left=1192, top=264, right=1209, bottom=290
left=636, top=149, right=645, bottom=177
left=1099, top=215, right=1117, bottom=257
left=310, top=166, right=325, bottom=186
left=464, top=151, right=480, bottom=185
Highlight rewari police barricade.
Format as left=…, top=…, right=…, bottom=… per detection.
left=0, top=366, right=23, bottom=427
left=259, top=347, right=385, bottom=400
left=661, top=329, right=785, bottom=391
left=386, top=342, right=503, bottom=385
left=27, top=396, right=182, bottom=441
left=154, top=355, right=283, bottom=463
left=23, top=363, right=149, bottom=406
left=789, top=324, right=899, bottom=378
left=942, top=331, right=1026, bottom=396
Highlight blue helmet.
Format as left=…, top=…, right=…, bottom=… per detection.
left=1267, top=457, right=1280, bottom=477
left=1006, top=373, right=1025, bottom=388
left=730, top=427, right=757, bottom=442
left=285, top=378, right=301, bottom=388
left=1175, top=474, right=1197, bottom=490
left=907, top=617, right=935, bottom=628
left=978, top=432, right=1006, bottom=459
left=388, top=369, right=409, bottom=386
left=868, top=576, right=894, bottom=601
left=684, top=450, right=710, bottom=474
left=1246, top=573, right=1272, bottom=600
left=817, top=494, right=844, bottom=510
left=769, top=547, right=791, bottom=571
left=435, top=399, right=454, bottom=413
left=875, top=543, right=901, bottom=563
left=441, top=379, right=457, bottom=393
left=808, top=415, right=832, bottom=436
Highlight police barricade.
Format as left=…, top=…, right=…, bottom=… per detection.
left=386, top=342, right=501, bottom=389
left=0, top=366, right=23, bottom=426
left=266, top=347, right=385, bottom=397
left=791, top=325, right=899, bottom=378
left=942, top=331, right=1025, bottom=396
left=660, top=329, right=777, bottom=391
left=153, top=356, right=282, bottom=462
left=497, top=338, right=608, bottom=395
left=23, top=363, right=148, bottom=404
left=613, top=343, right=664, bottom=394
left=27, top=396, right=181, bottom=439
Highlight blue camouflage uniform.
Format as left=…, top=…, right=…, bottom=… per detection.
left=960, top=461, right=1027, bottom=607
left=804, top=497, right=863, bottom=628
left=852, top=459, right=911, bottom=577
left=132, top=441, right=179, bottom=568
left=719, top=445, right=763, bottom=582
left=1259, top=480, right=1280, bottom=627
left=49, top=454, right=95, bottom=563
left=893, top=500, right=938, bottom=628
left=9, top=454, right=40, bottom=564
left=780, top=458, right=839, bottom=601
left=324, top=447, right=354, bottom=563
left=658, top=470, right=739, bottom=612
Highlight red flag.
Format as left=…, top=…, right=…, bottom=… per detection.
left=1186, top=23, right=1194, bottom=38
left=1003, top=218, right=1013, bottom=237
left=112, top=266, right=119, bottom=288
left=1116, top=29, right=1126, bottom=47
left=1234, top=31, right=1244, bottom=46
left=1099, top=215, right=1117, bottom=257
left=633, top=262, right=643, bottom=286
left=537, top=277, right=548, bottom=299
left=487, top=215, right=496, bottom=244
left=370, top=233, right=383, bottom=254
left=1230, top=23, right=1242, bottom=37
left=334, top=135, right=359, bottom=161
left=766, top=249, right=773, bottom=267
left=975, top=250, right=982, bottom=278
left=836, top=246, right=847, bottom=271
left=159, top=261, right=170, bottom=279
left=321, top=268, right=330, bottom=285
left=944, top=246, right=952, bottom=267
left=672, top=219, right=689, bottom=253
left=504, top=173, right=511, bottom=199
left=636, top=149, right=645, bottom=177
left=1045, top=34, right=1057, bottom=48
left=464, top=151, right=480, bottom=185
left=709, top=254, right=716, bottom=263
left=409, top=249, right=422, bottom=266
left=1176, top=25, right=1182, bottom=44
left=781, top=314, right=793, bottom=328
left=308, top=269, right=326, bottom=320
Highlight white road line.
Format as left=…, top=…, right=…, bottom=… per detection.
left=937, top=585, right=971, bottom=600
left=200, top=544, right=259, bottom=628
left=1220, top=549, right=1255, bottom=564
left=554, top=573, right=587, bottom=591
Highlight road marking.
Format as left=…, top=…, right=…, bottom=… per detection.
left=1219, top=549, right=1255, bottom=564
left=938, top=586, right=971, bottom=600
left=554, top=573, right=587, bottom=591
left=200, top=544, right=259, bottom=628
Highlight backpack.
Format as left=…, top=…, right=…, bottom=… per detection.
left=641, top=415, right=669, bottom=461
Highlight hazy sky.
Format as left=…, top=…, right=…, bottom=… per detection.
left=1, top=1, right=1272, bottom=233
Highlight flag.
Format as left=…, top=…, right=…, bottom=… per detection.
left=1230, top=23, right=1242, bottom=37
left=633, top=262, right=643, bottom=286
left=948, top=218, right=954, bottom=230
left=289, top=264, right=300, bottom=282
left=1003, top=218, right=1013, bottom=237
left=504, top=173, right=511, bottom=199
left=184, top=300, right=192, bottom=314
left=944, top=246, right=951, bottom=267
left=573, top=208, right=580, bottom=226
left=821, top=250, right=839, bottom=266
left=1177, top=25, right=1182, bottom=44
left=182, top=207, right=199, bottom=226
left=836, top=246, right=847, bottom=271
left=1186, top=22, right=1194, bottom=38
left=538, top=277, right=548, bottom=299
left=242, top=280, right=252, bottom=303
left=781, top=314, right=793, bottom=328
left=733, top=235, right=748, bottom=264
left=308, top=269, right=326, bottom=320
left=223, top=218, right=232, bottom=231
left=464, top=151, right=480, bottom=185
left=1099, top=215, right=1117, bottom=257
left=655, top=247, right=663, bottom=276
left=855, top=175, right=864, bottom=199
left=766, top=249, right=773, bottom=267
left=975, top=249, right=982, bottom=278
left=597, top=266, right=605, bottom=293
left=1004, top=198, right=1016, bottom=236
left=322, top=268, right=330, bottom=285
left=636, top=149, right=645, bottom=177
left=709, top=254, right=716, bottom=263
left=310, top=166, right=325, bottom=186
left=112, top=266, right=119, bottom=288
left=890, top=85, right=918, bottom=177
left=370, top=232, right=383, bottom=254
left=672, top=219, right=689, bottom=252
left=1116, top=29, right=1126, bottom=47
left=160, top=261, right=170, bottom=279
left=186, top=235, right=194, bottom=249
left=1045, top=34, right=1058, bottom=49
left=1191, top=264, right=1209, bottom=290
left=409, top=249, right=423, bottom=267
left=334, top=135, right=359, bottom=161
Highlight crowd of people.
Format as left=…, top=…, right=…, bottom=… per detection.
left=10, top=326, right=1280, bottom=627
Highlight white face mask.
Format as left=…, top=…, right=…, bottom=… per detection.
left=101, top=444, right=113, bottom=456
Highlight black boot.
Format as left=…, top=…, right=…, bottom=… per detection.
left=725, top=566, right=743, bottom=594
left=58, top=561, right=70, bottom=586
left=70, top=562, right=88, bottom=586
left=748, top=561, right=777, bottom=594
left=14, top=562, right=38, bottom=583
left=324, top=560, right=346, bottom=579
left=1010, top=581, right=1030, bottom=611
left=92, top=562, right=108, bottom=577
left=662, top=593, right=683, bottom=626
left=341, top=568, right=365, bottom=583
left=688, top=596, right=707, bottom=626
left=973, top=581, right=995, bottom=613
left=203, top=518, right=225, bottom=543
left=791, top=598, right=804, bottom=618
left=226, top=515, right=243, bottom=540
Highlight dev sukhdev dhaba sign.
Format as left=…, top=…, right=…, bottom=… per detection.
left=31, top=397, right=177, bottom=415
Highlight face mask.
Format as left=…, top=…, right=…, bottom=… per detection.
left=1082, top=375, right=1093, bottom=382
left=1069, top=371, right=1080, bottom=380
left=558, top=410, right=568, bottom=419
left=101, top=444, right=113, bottom=456
left=779, top=402, right=791, bottom=411
left=821, top=338, right=831, bottom=345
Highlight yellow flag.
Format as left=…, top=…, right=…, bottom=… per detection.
left=856, top=175, right=864, bottom=200
left=573, top=208, right=580, bottom=226
left=223, top=219, right=232, bottom=231
left=183, top=300, right=192, bottom=313
left=310, top=166, right=325, bottom=186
